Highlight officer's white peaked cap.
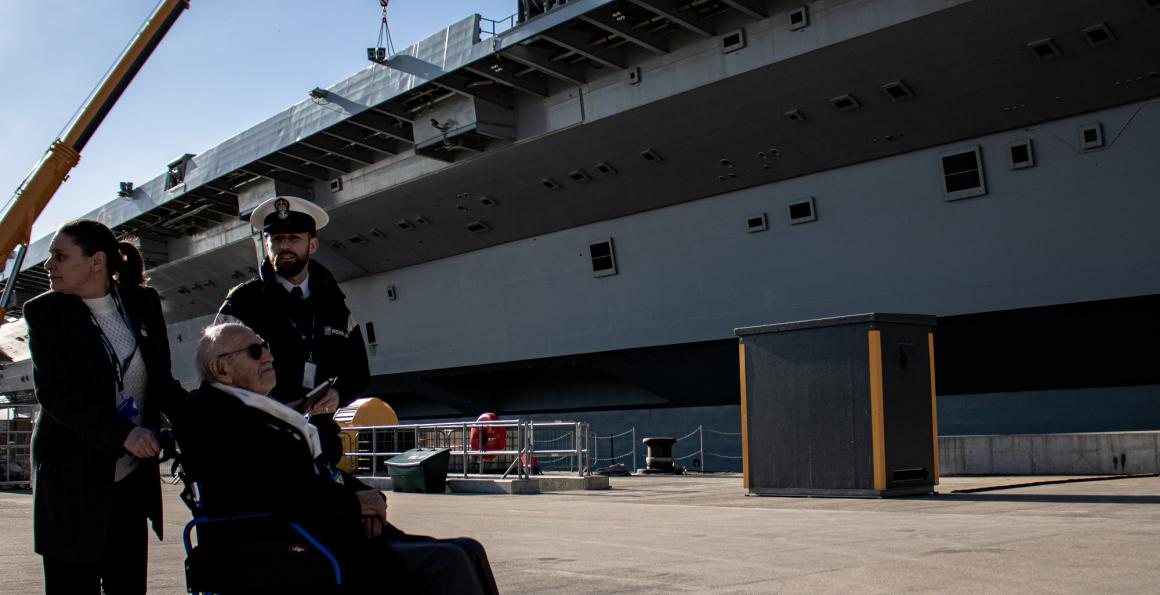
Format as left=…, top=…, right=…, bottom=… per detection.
left=249, top=196, right=330, bottom=234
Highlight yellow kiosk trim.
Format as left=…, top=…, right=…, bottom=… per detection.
left=928, top=332, right=940, bottom=484
left=739, top=342, right=750, bottom=489
left=868, top=330, right=886, bottom=492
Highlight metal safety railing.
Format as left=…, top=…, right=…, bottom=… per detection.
left=590, top=427, right=638, bottom=473
left=481, top=0, right=576, bottom=38
left=340, top=419, right=592, bottom=479
left=1, top=404, right=35, bottom=489
left=590, top=425, right=744, bottom=473
left=479, top=14, right=517, bottom=40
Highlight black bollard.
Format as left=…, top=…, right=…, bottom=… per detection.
left=641, top=437, right=678, bottom=474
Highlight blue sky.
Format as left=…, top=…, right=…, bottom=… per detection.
left=1, top=0, right=516, bottom=241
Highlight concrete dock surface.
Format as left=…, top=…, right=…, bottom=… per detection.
left=2, top=474, right=1159, bottom=593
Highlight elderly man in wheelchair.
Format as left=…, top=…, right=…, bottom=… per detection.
left=175, top=323, right=499, bottom=594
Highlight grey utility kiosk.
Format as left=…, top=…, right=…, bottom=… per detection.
left=736, top=314, right=939, bottom=497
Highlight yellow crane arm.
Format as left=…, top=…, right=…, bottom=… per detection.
left=0, top=0, right=190, bottom=321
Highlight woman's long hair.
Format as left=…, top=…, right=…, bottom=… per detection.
left=57, top=219, right=148, bottom=289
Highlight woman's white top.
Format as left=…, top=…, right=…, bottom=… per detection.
left=83, top=293, right=147, bottom=482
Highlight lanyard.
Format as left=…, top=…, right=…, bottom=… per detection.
left=87, top=288, right=140, bottom=394
left=287, top=314, right=315, bottom=350
left=314, top=454, right=344, bottom=484
left=286, top=289, right=315, bottom=357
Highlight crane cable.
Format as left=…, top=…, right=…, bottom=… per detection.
left=376, top=0, right=396, bottom=58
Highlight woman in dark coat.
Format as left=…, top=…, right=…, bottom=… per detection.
left=25, top=219, right=186, bottom=593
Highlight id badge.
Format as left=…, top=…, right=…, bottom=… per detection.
left=302, top=360, right=317, bottom=389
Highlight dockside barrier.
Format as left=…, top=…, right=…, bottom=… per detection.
left=1, top=404, right=34, bottom=489
left=584, top=427, right=1160, bottom=476
left=339, top=420, right=593, bottom=479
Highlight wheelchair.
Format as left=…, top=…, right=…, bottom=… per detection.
left=171, top=448, right=345, bottom=594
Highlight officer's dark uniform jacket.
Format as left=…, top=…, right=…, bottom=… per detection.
left=218, top=259, right=369, bottom=406
left=217, top=259, right=369, bottom=461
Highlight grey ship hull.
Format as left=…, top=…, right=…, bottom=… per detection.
left=4, top=0, right=1159, bottom=451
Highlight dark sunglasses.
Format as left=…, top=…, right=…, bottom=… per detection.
left=216, top=340, right=269, bottom=361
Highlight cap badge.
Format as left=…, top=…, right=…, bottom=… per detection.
left=274, top=197, right=291, bottom=220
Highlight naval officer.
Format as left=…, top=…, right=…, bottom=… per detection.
left=216, top=195, right=369, bottom=463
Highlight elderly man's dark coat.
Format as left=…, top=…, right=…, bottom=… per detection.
left=175, top=381, right=413, bottom=591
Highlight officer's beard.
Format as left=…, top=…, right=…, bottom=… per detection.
left=271, top=251, right=308, bottom=278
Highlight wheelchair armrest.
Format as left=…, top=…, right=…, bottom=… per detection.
left=183, top=512, right=280, bottom=554
left=183, top=513, right=342, bottom=587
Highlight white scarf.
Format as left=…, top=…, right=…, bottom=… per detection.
left=212, top=382, right=323, bottom=461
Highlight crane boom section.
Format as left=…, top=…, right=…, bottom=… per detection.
left=0, top=0, right=190, bottom=280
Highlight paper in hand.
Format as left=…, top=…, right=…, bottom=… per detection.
left=299, top=377, right=336, bottom=414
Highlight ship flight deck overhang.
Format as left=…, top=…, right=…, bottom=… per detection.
left=4, top=0, right=1159, bottom=324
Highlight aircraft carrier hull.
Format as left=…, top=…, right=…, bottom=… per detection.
left=4, top=1, right=1159, bottom=467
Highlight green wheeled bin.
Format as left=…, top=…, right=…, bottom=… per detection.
left=386, top=448, right=451, bottom=493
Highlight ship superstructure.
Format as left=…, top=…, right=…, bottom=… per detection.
left=3, top=0, right=1159, bottom=449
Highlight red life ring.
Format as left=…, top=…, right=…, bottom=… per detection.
left=468, top=412, right=506, bottom=461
